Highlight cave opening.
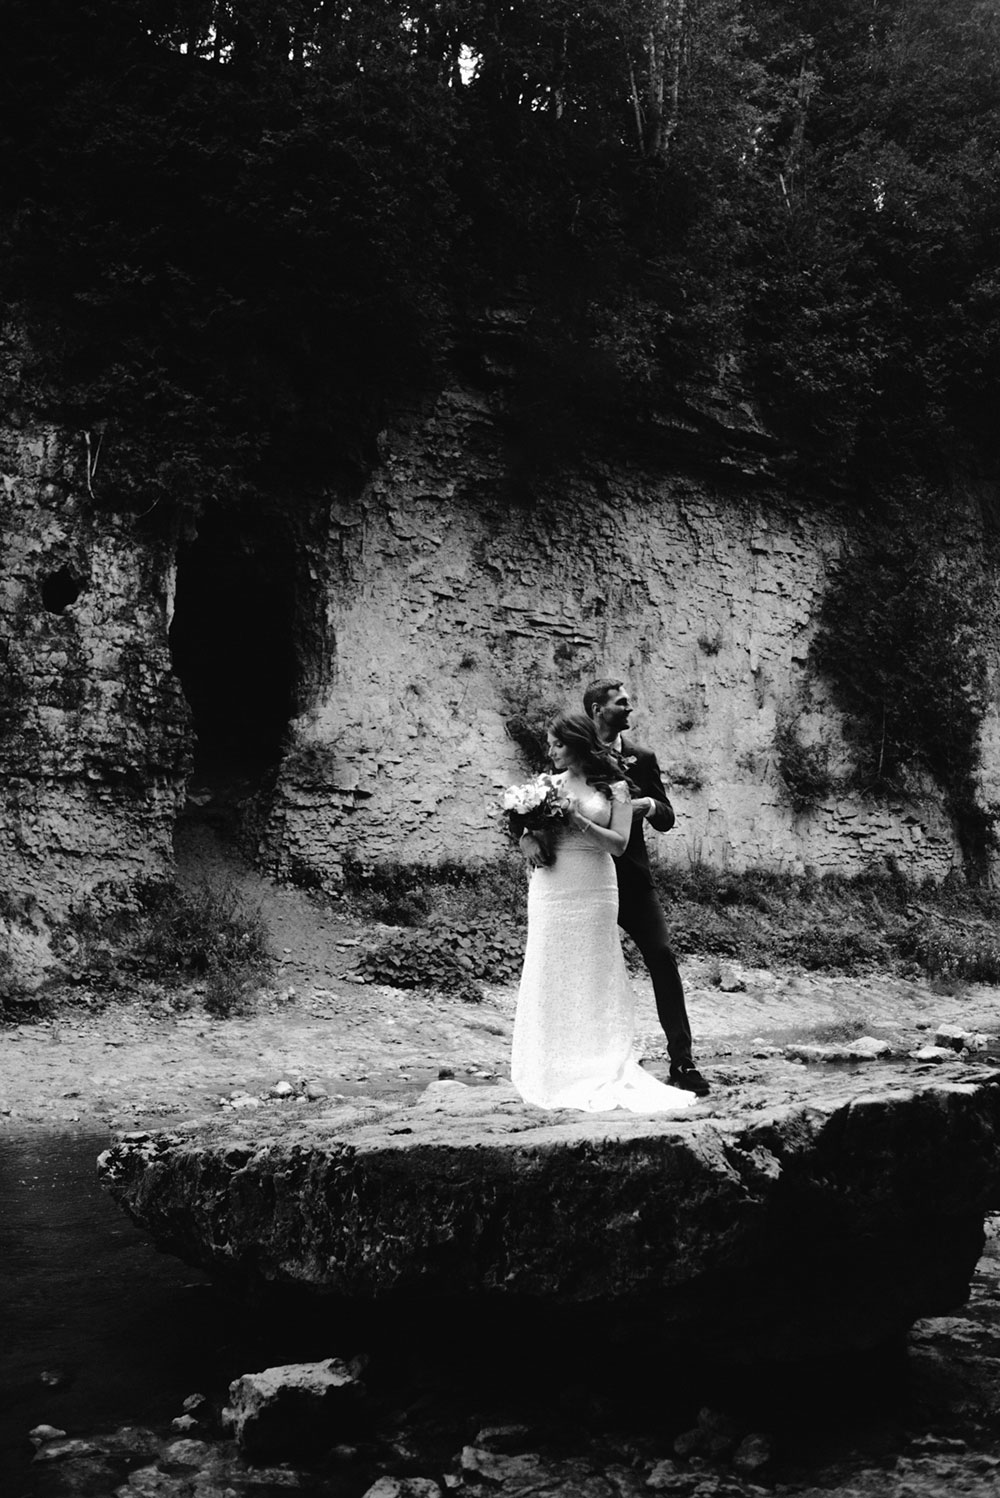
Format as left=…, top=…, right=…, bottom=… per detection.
left=169, top=513, right=298, bottom=798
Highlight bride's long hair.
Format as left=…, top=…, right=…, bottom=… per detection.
left=550, top=711, right=628, bottom=793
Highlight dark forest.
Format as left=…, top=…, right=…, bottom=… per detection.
left=2, top=0, right=999, bottom=514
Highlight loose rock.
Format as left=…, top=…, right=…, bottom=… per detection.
left=29, top=1423, right=67, bottom=1447
left=361, top=1478, right=446, bottom=1498
left=225, top=1357, right=366, bottom=1461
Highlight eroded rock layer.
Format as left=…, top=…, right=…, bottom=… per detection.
left=98, top=1068, right=1000, bottom=1365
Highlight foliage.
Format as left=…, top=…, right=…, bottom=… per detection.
left=773, top=713, right=835, bottom=813
left=811, top=490, right=997, bottom=875
left=133, top=878, right=273, bottom=1016
left=791, top=923, right=887, bottom=973
left=498, top=669, right=567, bottom=773
left=341, top=855, right=469, bottom=925
left=901, top=922, right=1000, bottom=985
left=356, top=916, right=524, bottom=1003
left=3, top=0, right=999, bottom=510
left=744, top=0, right=1000, bottom=478
left=345, top=851, right=1000, bottom=993
left=666, top=760, right=706, bottom=792
left=45, top=876, right=273, bottom=1014
left=654, top=858, right=1000, bottom=982
left=343, top=854, right=527, bottom=997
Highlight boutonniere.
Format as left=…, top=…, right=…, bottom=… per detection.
left=622, top=755, right=637, bottom=768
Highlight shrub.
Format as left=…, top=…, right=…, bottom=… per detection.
left=784, top=924, right=886, bottom=974
left=811, top=493, right=997, bottom=876
left=136, top=880, right=273, bottom=1017
left=773, top=715, right=835, bottom=814
left=342, top=856, right=470, bottom=925
left=668, top=760, right=705, bottom=792
left=808, top=1018, right=872, bottom=1045
left=348, top=853, right=1000, bottom=993
left=898, top=919, right=1000, bottom=986
left=356, top=916, right=525, bottom=1002
left=497, top=669, right=566, bottom=773
left=344, top=855, right=528, bottom=931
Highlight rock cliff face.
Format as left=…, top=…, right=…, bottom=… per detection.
left=3, top=375, right=999, bottom=970
left=0, top=423, right=190, bottom=981
left=262, top=387, right=975, bottom=885
left=98, top=1067, right=1000, bottom=1365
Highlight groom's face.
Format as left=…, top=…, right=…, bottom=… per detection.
left=597, top=687, right=632, bottom=736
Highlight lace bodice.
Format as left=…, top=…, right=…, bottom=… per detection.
left=556, top=775, right=629, bottom=846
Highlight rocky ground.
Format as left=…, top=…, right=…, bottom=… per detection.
left=3, top=944, right=1000, bottom=1139
left=5, top=816, right=1000, bottom=1135
left=4, top=931, right=1000, bottom=1137
left=6, top=829, right=1000, bottom=1497
left=4, top=854, right=1000, bottom=1136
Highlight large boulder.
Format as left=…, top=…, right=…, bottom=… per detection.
left=98, top=1066, right=1000, bottom=1365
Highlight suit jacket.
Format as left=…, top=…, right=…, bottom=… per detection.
left=615, top=736, right=675, bottom=894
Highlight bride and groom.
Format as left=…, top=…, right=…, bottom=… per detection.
left=511, top=678, right=710, bottom=1114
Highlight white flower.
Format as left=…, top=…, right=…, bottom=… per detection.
left=501, top=775, right=549, bottom=813
left=500, top=772, right=569, bottom=818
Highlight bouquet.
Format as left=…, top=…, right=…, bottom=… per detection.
left=500, top=772, right=573, bottom=866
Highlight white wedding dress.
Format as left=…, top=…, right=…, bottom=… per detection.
left=511, top=778, right=697, bottom=1114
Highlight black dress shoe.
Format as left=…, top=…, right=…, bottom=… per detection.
left=669, top=1062, right=710, bottom=1096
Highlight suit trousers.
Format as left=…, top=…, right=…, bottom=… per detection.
left=617, top=883, right=693, bottom=1066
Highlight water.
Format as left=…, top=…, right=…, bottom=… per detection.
left=0, top=1131, right=301, bottom=1489
left=5, top=1132, right=1000, bottom=1497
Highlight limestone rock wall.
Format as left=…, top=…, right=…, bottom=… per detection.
left=263, top=389, right=966, bottom=883
left=0, top=423, right=191, bottom=928
left=2, top=384, right=992, bottom=945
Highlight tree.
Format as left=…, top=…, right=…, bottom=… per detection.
left=2, top=0, right=999, bottom=510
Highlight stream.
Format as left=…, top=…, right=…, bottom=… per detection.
left=5, top=1131, right=1000, bottom=1498
left=0, top=1131, right=328, bottom=1492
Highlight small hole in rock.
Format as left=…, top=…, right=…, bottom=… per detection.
left=41, top=567, right=84, bottom=613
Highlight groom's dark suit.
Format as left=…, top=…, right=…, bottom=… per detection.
left=615, top=735, right=694, bottom=1069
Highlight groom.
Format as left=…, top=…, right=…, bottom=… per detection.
left=584, top=678, right=710, bottom=1096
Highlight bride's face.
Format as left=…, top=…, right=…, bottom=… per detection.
left=547, top=732, right=572, bottom=771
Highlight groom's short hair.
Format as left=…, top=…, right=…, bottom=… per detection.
left=583, top=678, right=622, bottom=718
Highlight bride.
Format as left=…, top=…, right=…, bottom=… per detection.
left=510, top=711, right=697, bottom=1114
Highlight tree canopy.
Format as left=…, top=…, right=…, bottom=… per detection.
left=2, top=0, right=999, bottom=513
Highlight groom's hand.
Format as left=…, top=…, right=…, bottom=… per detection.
left=519, top=831, right=547, bottom=869
left=631, top=796, right=655, bottom=820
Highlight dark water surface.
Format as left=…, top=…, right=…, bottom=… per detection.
left=0, top=1131, right=320, bottom=1489
left=5, top=1131, right=1000, bottom=1498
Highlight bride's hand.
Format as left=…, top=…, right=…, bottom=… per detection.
left=563, top=796, right=590, bottom=832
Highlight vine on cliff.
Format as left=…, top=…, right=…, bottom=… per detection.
left=811, top=491, right=998, bottom=878
left=773, top=712, right=836, bottom=815
left=498, top=665, right=568, bottom=773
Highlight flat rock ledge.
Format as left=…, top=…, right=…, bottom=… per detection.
left=98, top=1063, right=1000, bottom=1366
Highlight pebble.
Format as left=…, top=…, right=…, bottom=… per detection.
left=161, top=1436, right=214, bottom=1464
left=33, top=1436, right=100, bottom=1463
left=29, top=1424, right=67, bottom=1447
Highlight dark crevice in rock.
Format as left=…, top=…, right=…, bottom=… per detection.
left=170, top=512, right=298, bottom=787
